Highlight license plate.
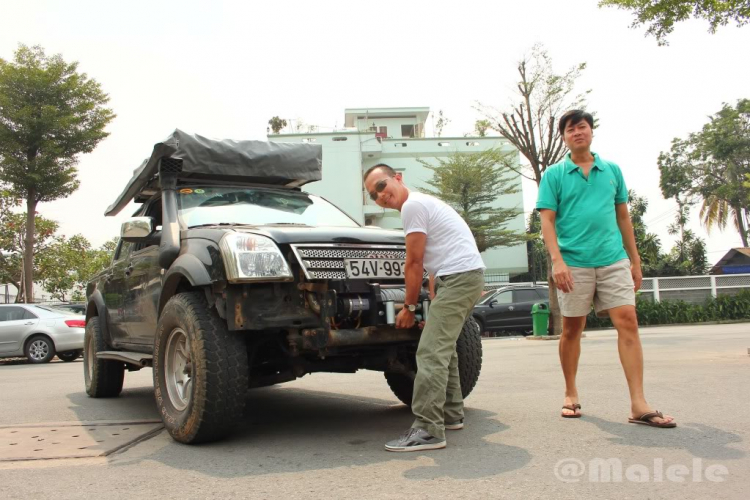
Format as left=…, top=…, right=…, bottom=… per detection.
left=343, top=259, right=405, bottom=279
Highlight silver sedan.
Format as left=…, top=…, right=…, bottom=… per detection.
left=0, top=304, right=85, bottom=363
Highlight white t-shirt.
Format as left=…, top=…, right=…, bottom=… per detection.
left=401, top=191, right=485, bottom=277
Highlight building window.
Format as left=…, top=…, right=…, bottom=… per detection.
left=401, top=124, right=415, bottom=138
left=376, top=126, right=388, bottom=141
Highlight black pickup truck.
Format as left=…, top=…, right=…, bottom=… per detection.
left=84, top=130, right=482, bottom=444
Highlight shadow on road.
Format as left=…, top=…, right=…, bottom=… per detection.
left=109, top=386, right=532, bottom=480
left=583, top=415, right=745, bottom=461
left=67, top=387, right=158, bottom=422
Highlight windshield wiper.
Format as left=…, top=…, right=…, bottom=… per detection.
left=188, top=223, right=255, bottom=228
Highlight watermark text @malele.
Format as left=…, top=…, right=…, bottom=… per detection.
left=554, top=458, right=729, bottom=483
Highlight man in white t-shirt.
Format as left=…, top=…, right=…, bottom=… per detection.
left=363, top=164, right=485, bottom=452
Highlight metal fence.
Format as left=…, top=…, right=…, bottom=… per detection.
left=483, top=273, right=750, bottom=301
left=638, top=273, right=750, bottom=304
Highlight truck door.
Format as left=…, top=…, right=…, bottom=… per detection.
left=105, top=240, right=134, bottom=343
left=123, top=199, right=164, bottom=345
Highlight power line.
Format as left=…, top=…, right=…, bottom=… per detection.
left=644, top=206, right=678, bottom=226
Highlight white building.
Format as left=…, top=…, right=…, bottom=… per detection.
left=268, top=107, right=528, bottom=277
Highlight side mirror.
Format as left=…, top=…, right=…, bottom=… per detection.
left=121, top=217, right=154, bottom=242
left=489, top=300, right=497, bottom=309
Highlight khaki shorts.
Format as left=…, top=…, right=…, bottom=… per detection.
left=557, top=259, right=635, bottom=317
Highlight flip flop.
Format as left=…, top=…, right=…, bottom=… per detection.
left=561, top=403, right=582, bottom=418
left=628, top=411, right=676, bottom=428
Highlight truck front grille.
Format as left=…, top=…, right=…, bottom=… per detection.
left=291, top=244, right=406, bottom=280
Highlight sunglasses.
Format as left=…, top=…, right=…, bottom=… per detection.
left=369, top=178, right=389, bottom=201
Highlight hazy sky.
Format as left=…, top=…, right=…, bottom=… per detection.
left=2, top=0, right=749, bottom=264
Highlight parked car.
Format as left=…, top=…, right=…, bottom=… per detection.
left=83, top=130, right=483, bottom=444
left=472, top=285, right=549, bottom=335
left=0, top=304, right=85, bottom=363
left=49, top=303, right=87, bottom=315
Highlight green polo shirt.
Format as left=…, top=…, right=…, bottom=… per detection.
left=536, top=152, right=628, bottom=268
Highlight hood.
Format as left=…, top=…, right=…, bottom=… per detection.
left=185, top=225, right=405, bottom=246
left=242, top=225, right=405, bottom=245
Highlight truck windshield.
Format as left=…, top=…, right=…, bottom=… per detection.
left=177, top=186, right=360, bottom=228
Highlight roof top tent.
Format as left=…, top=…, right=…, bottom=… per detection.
left=105, top=129, right=323, bottom=217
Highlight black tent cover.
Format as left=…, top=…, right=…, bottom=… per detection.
left=105, top=129, right=322, bottom=216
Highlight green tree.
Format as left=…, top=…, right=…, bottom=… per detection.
left=658, top=99, right=750, bottom=247
left=419, top=149, right=528, bottom=253
left=39, top=235, right=89, bottom=302
left=434, top=110, right=450, bottom=137
left=628, top=189, right=663, bottom=276
left=0, top=189, right=20, bottom=299
left=0, top=210, right=58, bottom=302
left=478, top=44, right=591, bottom=334
left=268, top=116, right=288, bottom=134
left=473, top=119, right=491, bottom=137
left=0, top=45, right=115, bottom=302
left=661, top=200, right=709, bottom=275
left=599, top=0, right=750, bottom=45
left=526, top=211, right=548, bottom=282
left=39, top=235, right=116, bottom=302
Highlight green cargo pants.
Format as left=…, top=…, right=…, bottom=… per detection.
left=411, top=269, right=484, bottom=440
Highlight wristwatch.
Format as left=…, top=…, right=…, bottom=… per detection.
left=405, top=304, right=417, bottom=312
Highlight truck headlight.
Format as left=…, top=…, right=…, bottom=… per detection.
left=220, top=233, right=292, bottom=282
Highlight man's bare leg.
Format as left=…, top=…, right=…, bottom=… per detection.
left=560, top=315, right=586, bottom=416
left=608, top=305, right=674, bottom=424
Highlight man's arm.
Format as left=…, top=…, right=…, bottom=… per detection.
left=396, top=231, right=426, bottom=328
left=539, top=209, right=574, bottom=293
left=615, top=203, right=642, bottom=291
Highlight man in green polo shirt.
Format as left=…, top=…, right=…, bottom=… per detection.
left=536, top=110, right=676, bottom=428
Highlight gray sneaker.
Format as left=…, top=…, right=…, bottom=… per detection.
left=384, top=428, right=446, bottom=452
left=445, top=419, right=464, bottom=430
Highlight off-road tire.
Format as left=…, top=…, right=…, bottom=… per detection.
left=385, top=317, right=483, bottom=406
left=58, top=350, right=82, bottom=362
left=456, top=317, right=483, bottom=396
left=384, top=370, right=416, bottom=406
left=84, top=317, right=125, bottom=397
left=153, top=292, right=249, bottom=444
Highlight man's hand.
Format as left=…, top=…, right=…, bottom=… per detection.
left=553, top=261, right=575, bottom=293
left=631, top=261, right=643, bottom=292
left=396, top=308, right=416, bottom=329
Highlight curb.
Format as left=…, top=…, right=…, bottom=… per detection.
left=525, top=333, right=587, bottom=341
left=584, top=319, right=750, bottom=332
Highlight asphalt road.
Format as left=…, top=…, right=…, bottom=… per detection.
left=0, top=323, right=748, bottom=499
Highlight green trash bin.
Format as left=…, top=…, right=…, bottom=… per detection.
left=531, top=302, right=550, bottom=336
